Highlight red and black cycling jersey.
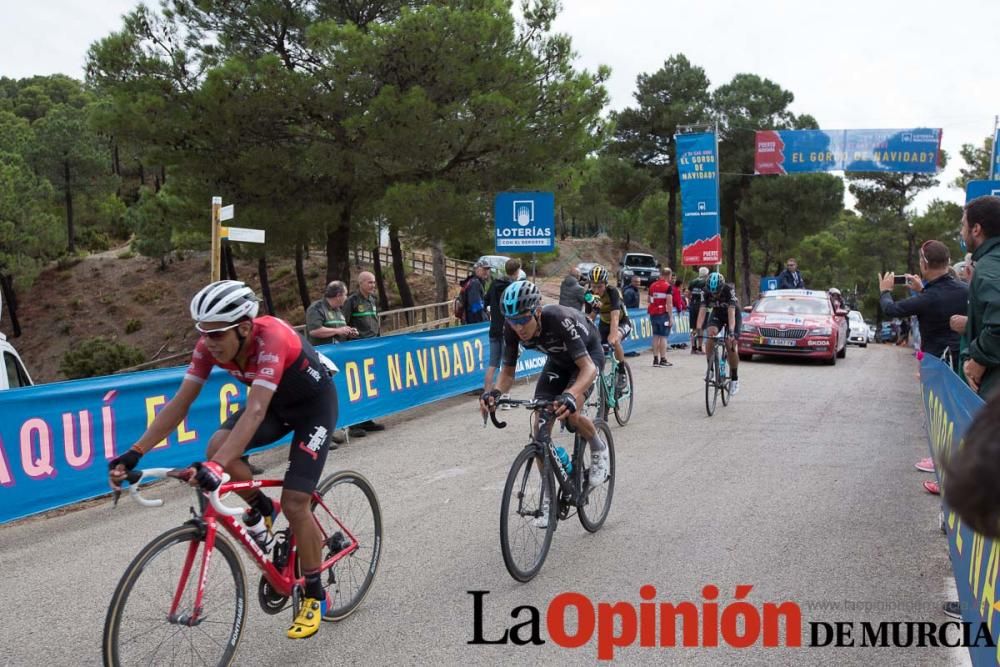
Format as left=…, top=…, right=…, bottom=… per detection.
left=185, top=316, right=331, bottom=406
left=703, top=284, right=739, bottom=313
left=502, top=304, right=603, bottom=369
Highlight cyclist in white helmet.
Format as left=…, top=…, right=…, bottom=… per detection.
left=109, top=280, right=339, bottom=640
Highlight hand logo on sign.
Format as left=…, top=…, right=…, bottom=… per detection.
left=516, top=204, right=531, bottom=227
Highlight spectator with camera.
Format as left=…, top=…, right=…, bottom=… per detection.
left=878, top=240, right=968, bottom=371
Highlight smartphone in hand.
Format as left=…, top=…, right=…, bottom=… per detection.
left=893, top=274, right=909, bottom=286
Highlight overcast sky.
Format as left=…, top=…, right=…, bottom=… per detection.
left=2, top=0, right=997, bottom=212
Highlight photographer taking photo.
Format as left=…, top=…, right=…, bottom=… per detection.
left=878, top=240, right=968, bottom=371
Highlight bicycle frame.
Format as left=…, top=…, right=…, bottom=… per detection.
left=492, top=401, right=589, bottom=514
left=531, top=411, right=592, bottom=510
left=702, top=334, right=732, bottom=387
left=170, top=479, right=359, bottom=625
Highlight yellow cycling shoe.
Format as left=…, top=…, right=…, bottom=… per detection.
left=287, top=593, right=330, bottom=639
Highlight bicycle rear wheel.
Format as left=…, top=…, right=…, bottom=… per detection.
left=705, top=351, right=719, bottom=417
left=103, top=525, right=246, bottom=667
left=613, top=361, right=634, bottom=426
left=500, top=446, right=557, bottom=582
left=578, top=420, right=616, bottom=532
left=312, top=470, right=383, bottom=621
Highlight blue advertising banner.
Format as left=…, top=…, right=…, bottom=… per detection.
left=755, top=128, right=942, bottom=175
left=494, top=192, right=555, bottom=253
left=0, top=309, right=677, bottom=525
left=966, top=180, right=1000, bottom=203
left=919, top=356, right=993, bottom=666
left=676, top=132, right=722, bottom=267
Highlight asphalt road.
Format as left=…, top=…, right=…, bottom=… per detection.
left=0, top=342, right=968, bottom=666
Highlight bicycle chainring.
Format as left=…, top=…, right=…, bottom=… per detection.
left=257, top=576, right=289, bottom=615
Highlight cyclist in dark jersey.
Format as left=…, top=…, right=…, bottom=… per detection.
left=108, top=280, right=337, bottom=640
left=688, top=267, right=709, bottom=353
left=584, top=265, right=631, bottom=389
left=480, top=281, right=610, bottom=518
left=694, top=272, right=742, bottom=395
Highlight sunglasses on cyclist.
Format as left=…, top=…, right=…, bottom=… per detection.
left=506, top=313, right=534, bottom=326
left=195, top=321, right=242, bottom=339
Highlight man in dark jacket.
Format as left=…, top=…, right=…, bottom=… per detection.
left=623, top=276, right=641, bottom=309
left=776, top=258, right=806, bottom=289
left=879, top=240, right=968, bottom=371
left=484, top=258, right=520, bottom=391
left=961, top=196, right=1000, bottom=397
left=559, top=267, right=586, bottom=310
left=463, top=260, right=492, bottom=324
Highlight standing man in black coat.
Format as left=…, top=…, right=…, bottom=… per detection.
left=777, top=258, right=806, bottom=289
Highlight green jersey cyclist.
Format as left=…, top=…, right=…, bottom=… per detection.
left=584, top=265, right=632, bottom=391
left=479, top=280, right=611, bottom=527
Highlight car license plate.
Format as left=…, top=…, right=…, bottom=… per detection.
left=766, top=338, right=797, bottom=347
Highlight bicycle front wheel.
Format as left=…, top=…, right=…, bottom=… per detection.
left=103, top=525, right=246, bottom=667
left=500, top=446, right=556, bottom=582
left=720, top=352, right=731, bottom=407
left=705, top=352, right=719, bottom=417
left=578, top=420, right=616, bottom=532
left=313, top=470, right=383, bottom=621
left=613, top=361, right=634, bottom=426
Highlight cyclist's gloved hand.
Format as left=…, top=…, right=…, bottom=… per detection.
left=191, top=461, right=225, bottom=492
left=109, top=448, right=142, bottom=473
left=480, top=388, right=502, bottom=412
left=109, top=447, right=142, bottom=490
left=553, top=392, right=577, bottom=417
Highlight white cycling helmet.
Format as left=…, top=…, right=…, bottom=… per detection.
left=190, top=280, right=259, bottom=323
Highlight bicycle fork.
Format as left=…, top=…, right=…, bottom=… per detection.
left=169, top=519, right=216, bottom=627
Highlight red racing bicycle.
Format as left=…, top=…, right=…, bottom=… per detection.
left=102, top=467, right=382, bottom=666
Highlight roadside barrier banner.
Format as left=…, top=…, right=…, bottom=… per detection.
left=920, top=355, right=993, bottom=666
left=0, top=308, right=680, bottom=524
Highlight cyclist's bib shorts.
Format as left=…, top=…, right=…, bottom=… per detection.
left=598, top=320, right=632, bottom=344
left=221, top=383, right=337, bottom=494
left=707, top=308, right=742, bottom=337
left=534, top=348, right=604, bottom=403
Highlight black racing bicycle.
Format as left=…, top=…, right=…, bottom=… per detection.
left=703, top=333, right=733, bottom=416
left=488, top=399, right=615, bottom=582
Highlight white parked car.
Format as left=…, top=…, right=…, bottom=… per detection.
left=847, top=311, right=868, bottom=348
left=0, top=332, right=33, bottom=389
left=0, top=291, right=33, bottom=390
left=476, top=255, right=527, bottom=281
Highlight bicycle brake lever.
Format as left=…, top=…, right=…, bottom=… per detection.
left=113, top=470, right=143, bottom=507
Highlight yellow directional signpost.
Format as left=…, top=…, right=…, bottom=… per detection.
left=209, top=196, right=265, bottom=280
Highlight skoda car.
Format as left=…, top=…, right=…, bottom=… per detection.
left=738, top=289, right=848, bottom=365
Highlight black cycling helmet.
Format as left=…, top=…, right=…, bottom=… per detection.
left=501, top=280, right=542, bottom=318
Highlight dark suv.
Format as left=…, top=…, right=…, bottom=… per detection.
left=618, top=253, right=660, bottom=286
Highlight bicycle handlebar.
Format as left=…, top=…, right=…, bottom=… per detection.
left=122, top=467, right=244, bottom=517
left=485, top=398, right=553, bottom=430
